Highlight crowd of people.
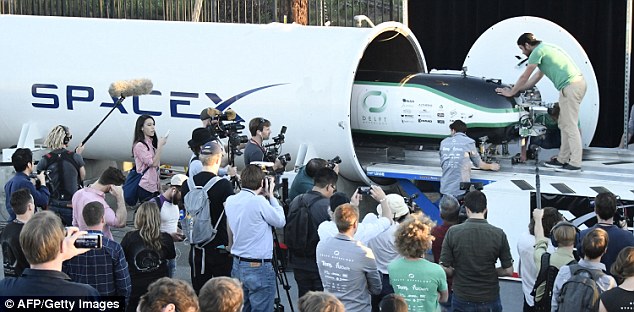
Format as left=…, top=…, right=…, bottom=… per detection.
left=0, top=32, right=632, bottom=312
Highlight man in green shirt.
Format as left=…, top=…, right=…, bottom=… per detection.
left=496, top=33, right=587, bottom=172
left=439, top=190, right=514, bottom=311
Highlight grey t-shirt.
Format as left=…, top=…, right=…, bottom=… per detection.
left=316, top=233, right=382, bottom=312
left=439, top=132, right=481, bottom=197
left=243, top=140, right=265, bottom=166
left=37, top=148, right=85, bottom=202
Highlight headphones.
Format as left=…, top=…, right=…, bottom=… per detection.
left=59, top=125, right=72, bottom=145
left=255, top=118, right=266, bottom=133
left=550, top=221, right=579, bottom=248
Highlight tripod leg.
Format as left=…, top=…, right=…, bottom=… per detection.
left=272, top=229, right=295, bottom=312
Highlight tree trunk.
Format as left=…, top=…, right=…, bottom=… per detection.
left=291, top=0, right=308, bottom=25
left=192, top=0, right=204, bottom=21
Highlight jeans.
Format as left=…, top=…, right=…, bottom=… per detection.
left=371, top=273, right=395, bottom=312
left=531, top=130, right=561, bottom=150
left=440, top=291, right=453, bottom=312
left=452, top=294, right=502, bottom=312
left=232, top=259, right=276, bottom=312
left=49, top=205, right=73, bottom=226
left=167, top=258, right=176, bottom=278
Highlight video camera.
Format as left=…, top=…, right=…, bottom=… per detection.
left=404, top=193, right=419, bottom=212
left=206, top=109, right=246, bottom=138
left=29, top=170, right=51, bottom=188
left=327, top=156, right=342, bottom=170
left=251, top=161, right=277, bottom=176
left=264, top=126, right=291, bottom=168
left=204, top=109, right=248, bottom=158
left=225, top=123, right=248, bottom=156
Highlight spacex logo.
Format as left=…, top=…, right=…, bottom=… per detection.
left=30, top=83, right=287, bottom=120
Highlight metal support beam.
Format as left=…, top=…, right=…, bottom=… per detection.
left=396, top=179, right=440, bottom=223
left=624, top=0, right=632, bottom=148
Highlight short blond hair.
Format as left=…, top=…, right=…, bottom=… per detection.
left=199, top=277, right=243, bottom=312
left=334, top=204, right=359, bottom=232
left=298, top=291, right=345, bottom=312
left=137, top=277, right=199, bottom=312
left=20, top=211, right=65, bottom=265
left=394, top=212, right=436, bottom=258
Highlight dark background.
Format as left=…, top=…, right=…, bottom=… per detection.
left=408, top=0, right=631, bottom=147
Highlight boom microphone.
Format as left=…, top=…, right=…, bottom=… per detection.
left=225, top=109, right=237, bottom=121
left=82, top=78, right=154, bottom=146
left=108, top=78, right=153, bottom=98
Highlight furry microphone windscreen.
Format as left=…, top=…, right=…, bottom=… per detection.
left=225, top=109, right=237, bottom=121
left=108, top=78, right=153, bottom=98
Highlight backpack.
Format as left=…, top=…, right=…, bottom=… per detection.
left=556, top=264, right=606, bottom=312
left=531, top=252, right=576, bottom=311
left=123, top=166, right=150, bottom=206
left=42, top=150, right=82, bottom=201
left=182, top=176, right=221, bottom=247
left=284, top=194, right=323, bottom=258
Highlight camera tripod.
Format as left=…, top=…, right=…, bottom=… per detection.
left=227, top=142, right=242, bottom=191
left=272, top=228, right=294, bottom=312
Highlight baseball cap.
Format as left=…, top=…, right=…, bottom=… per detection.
left=376, top=194, right=410, bottom=219
left=169, top=174, right=188, bottom=187
left=200, top=141, right=224, bottom=155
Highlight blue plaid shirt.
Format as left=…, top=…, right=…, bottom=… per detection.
left=62, top=230, right=131, bottom=300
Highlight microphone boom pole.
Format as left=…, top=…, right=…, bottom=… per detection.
left=81, top=96, right=125, bottom=146
left=81, top=78, right=153, bottom=146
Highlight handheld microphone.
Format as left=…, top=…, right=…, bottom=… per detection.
left=108, top=78, right=153, bottom=98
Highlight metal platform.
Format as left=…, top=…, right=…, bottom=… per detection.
left=360, top=146, right=634, bottom=196
left=357, top=145, right=634, bottom=275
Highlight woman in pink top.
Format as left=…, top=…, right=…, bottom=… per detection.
left=132, top=115, right=167, bottom=202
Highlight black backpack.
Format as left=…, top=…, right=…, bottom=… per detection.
left=556, top=264, right=606, bottom=312
left=43, top=150, right=82, bottom=201
left=284, top=194, right=322, bottom=258
left=531, top=252, right=576, bottom=311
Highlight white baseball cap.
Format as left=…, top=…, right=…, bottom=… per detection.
left=376, top=194, right=410, bottom=219
left=169, top=174, right=188, bottom=187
